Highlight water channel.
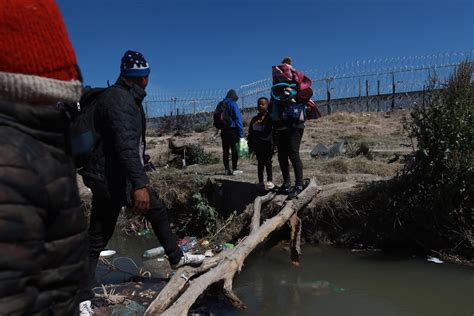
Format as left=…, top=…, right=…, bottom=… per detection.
left=101, top=234, right=473, bottom=316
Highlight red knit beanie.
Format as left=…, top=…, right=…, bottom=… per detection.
left=0, top=0, right=82, bottom=105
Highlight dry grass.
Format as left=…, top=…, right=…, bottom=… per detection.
left=303, top=110, right=411, bottom=155
left=318, top=111, right=379, bottom=124
left=148, top=170, right=201, bottom=208
left=309, top=157, right=400, bottom=177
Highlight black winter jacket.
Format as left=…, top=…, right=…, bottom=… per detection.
left=248, top=112, right=274, bottom=152
left=0, top=100, right=88, bottom=315
left=80, top=78, right=148, bottom=203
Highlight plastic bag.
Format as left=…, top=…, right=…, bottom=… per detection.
left=238, top=138, right=249, bottom=158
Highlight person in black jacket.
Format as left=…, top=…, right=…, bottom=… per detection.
left=271, top=57, right=307, bottom=200
left=248, top=97, right=275, bottom=190
left=78, top=51, right=204, bottom=311
left=0, top=1, right=88, bottom=315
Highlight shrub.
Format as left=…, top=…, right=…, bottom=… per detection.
left=187, top=144, right=219, bottom=165
left=399, top=61, right=473, bottom=253
left=347, top=142, right=374, bottom=160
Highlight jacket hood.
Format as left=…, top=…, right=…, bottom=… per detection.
left=225, top=89, right=239, bottom=102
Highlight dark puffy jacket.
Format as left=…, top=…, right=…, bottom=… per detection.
left=80, top=78, right=148, bottom=203
left=248, top=112, right=274, bottom=151
left=0, top=100, right=88, bottom=315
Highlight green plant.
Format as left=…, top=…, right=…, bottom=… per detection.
left=398, top=61, right=473, bottom=253
left=193, top=175, right=207, bottom=188
left=187, top=144, right=219, bottom=165
left=191, top=192, right=219, bottom=235
left=347, top=142, right=374, bottom=160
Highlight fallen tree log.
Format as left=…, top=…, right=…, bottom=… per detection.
left=144, top=178, right=320, bottom=315
left=211, top=181, right=361, bottom=244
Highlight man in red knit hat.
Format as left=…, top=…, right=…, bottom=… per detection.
left=0, top=0, right=88, bottom=315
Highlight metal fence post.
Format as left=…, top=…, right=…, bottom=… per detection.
left=377, top=80, right=380, bottom=112
left=422, top=85, right=425, bottom=107
left=326, top=79, right=332, bottom=115
left=358, top=78, right=362, bottom=112
left=365, top=79, right=369, bottom=112
left=391, top=73, right=396, bottom=111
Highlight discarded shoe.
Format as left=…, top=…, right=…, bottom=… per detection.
left=232, top=169, right=243, bottom=175
left=79, top=300, right=94, bottom=316
left=172, top=252, right=205, bottom=269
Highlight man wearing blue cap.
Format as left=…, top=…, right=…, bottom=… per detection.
left=78, top=50, right=204, bottom=314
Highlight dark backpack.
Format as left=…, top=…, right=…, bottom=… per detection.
left=61, top=87, right=106, bottom=168
left=281, top=102, right=306, bottom=123
left=213, top=100, right=231, bottom=129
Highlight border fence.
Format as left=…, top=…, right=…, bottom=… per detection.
left=144, top=50, right=473, bottom=131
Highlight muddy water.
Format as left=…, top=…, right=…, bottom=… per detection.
left=105, top=234, right=473, bottom=316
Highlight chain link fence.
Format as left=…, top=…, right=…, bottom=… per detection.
left=145, top=50, right=473, bottom=131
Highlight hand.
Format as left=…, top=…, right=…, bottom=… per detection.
left=133, top=187, right=150, bottom=214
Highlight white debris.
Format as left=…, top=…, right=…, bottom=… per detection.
left=427, top=256, right=444, bottom=264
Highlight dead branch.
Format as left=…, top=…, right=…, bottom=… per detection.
left=251, top=192, right=276, bottom=233
left=144, top=178, right=320, bottom=316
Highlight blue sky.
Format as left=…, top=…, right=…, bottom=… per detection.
left=57, top=0, right=473, bottom=93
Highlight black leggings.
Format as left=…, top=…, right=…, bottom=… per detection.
left=276, top=128, right=304, bottom=187
left=221, top=128, right=239, bottom=170
left=79, top=190, right=182, bottom=301
left=255, top=144, right=273, bottom=183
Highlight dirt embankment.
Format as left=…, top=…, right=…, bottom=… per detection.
left=78, top=110, right=410, bottom=235
left=78, top=110, right=471, bottom=262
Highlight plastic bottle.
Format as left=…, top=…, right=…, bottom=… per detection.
left=179, top=237, right=198, bottom=252
left=143, top=246, right=165, bottom=258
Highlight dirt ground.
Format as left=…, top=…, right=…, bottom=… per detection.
left=144, top=110, right=412, bottom=188
left=77, top=109, right=413, bottom=220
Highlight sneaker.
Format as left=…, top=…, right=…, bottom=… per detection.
left=265, top=181, right=275, bottom=190
left=287, top=185, right=304, bottom=200
left=224, top=169, right=233, bottom=176
left=171, top=252, right=205, bottom=269
left=232, top=169, right=243, bottom=175
left=277, top=183, right=292, bottom=194
left=79, top=300, right=94, bottom=316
